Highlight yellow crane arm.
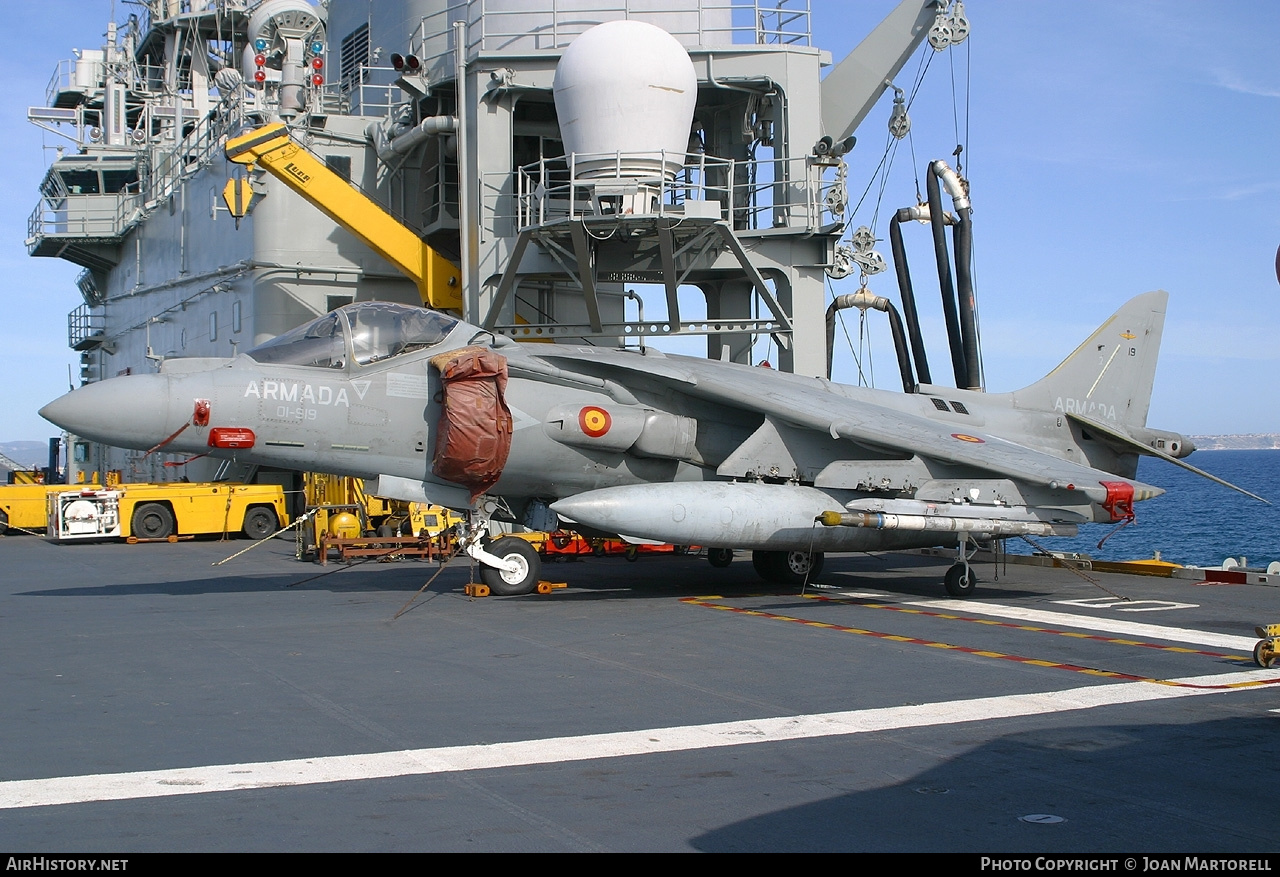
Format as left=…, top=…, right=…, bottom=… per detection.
left=225, top=123, right=462, bottom=311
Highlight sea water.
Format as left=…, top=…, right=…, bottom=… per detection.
left=1008, top=449, right=1280, bottom=569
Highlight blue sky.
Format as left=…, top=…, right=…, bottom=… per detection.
left=2, top=1, right=1277, bottom=443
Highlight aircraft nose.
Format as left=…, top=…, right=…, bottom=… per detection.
left=40, top=374, right=178, bottom=450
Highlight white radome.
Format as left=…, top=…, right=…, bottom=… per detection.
left=553, top=19, right=697, bottom=181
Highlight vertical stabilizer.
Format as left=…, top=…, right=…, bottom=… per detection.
left=1013, top=290, right=1167, bottom=430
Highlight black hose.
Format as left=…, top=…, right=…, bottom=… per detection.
left=927, top=167, right=966, bottom=387
left=884, top=301, right=915, bottom=393
left=953, top=205, right=981, bottom=389
left=890, top=212, right=931, bottom=385
left=825, top=295, right=916, bottom=393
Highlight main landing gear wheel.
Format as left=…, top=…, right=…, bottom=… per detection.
left=751, top=551, right=774, bottom=579
left=241, top=506, right=278, bottom=540
left=132, top=503, right=175, bottom=539
left=707, top=548, right=734, bottom=568
left=753, top=550, right=825, bottom=585
left=944, top=563, right=977, bottom=597
left=479, top=536, right=542, bottom=596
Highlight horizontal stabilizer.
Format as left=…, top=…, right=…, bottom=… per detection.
left=1067, top=413, right=1269, bottom=504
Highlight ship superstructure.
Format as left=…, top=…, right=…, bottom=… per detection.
left=28, top=0, right=944, bottom=481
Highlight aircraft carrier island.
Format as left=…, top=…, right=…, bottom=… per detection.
left=31, top=0, right=875, bottom=485
left=11, top=0, right=1280, bottom=854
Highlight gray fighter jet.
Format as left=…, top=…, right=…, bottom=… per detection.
left=40, top=290, right=1248, bottom=596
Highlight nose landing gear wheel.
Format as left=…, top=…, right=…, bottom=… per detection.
left=944, top=563, right=977, bottom=597
left=479, top=536, right=542, bottom=596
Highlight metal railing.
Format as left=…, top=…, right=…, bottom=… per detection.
left=329, top=66, right=405, bottom=118
left=138, top=0, right=252, bottom=37
left=45, top=58, right=92, bottom=108
left=410, top=0, right=810, bottom=81
left=28, top=96, right=248, bottom=250
left=68, top=304, right=105, bottom=350
left=491, top=148, right=843, bottom=233
left=27, top=191, right=142, bottom=250
left=46, top=57, right=174, bottom=110
left=145, top=102, right=245, bottom=210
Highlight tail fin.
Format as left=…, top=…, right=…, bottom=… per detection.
left=1014, top=290, right=1167, bottom=430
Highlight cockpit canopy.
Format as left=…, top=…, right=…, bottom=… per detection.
left=245, top=302, right=459, bottom=369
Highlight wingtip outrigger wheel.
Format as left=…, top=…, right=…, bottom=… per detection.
left=945, top=562, right=976, bottom=597
left=945, top=532, right=979, bottom=597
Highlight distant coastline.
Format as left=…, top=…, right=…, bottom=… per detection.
left=1187, top=434, right=1280, bottom=451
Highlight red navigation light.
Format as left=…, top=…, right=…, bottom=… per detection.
left=208, top=427, right=256, bottom=449
left=405, top=54, right=421, bottom=71
left=391, top=53, right=405, bottom=71
left=311, top=57, right=323, bottom=69
left=254, top=53, right=266, bottom=67
left=311, top=73, right=324, bottom=86
left=254, top=70, right=266, bottom=82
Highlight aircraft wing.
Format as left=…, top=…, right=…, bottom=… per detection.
left=532, top=350, right=1162, bottom=506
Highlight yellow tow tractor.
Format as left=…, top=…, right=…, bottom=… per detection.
left=5, top=465, right=289, bottom=543
left=45, top=476, right=289, bottom=542
left=2, top=479, right=101, bottom=535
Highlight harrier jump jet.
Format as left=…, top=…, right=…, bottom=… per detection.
left=43, top=290, right=1256, bottom=596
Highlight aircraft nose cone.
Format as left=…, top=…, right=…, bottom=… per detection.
left=40, top=374, right=177, bottom=450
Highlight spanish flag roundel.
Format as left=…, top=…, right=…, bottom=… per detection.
left=579, top=406, right=612, bottom=438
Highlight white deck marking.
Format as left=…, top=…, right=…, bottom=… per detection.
left=1055, top=597, right=1198, bottom=613
left=906, top=599, right=1256, bottom=650
left=2, top=668, right=1276, bottom=811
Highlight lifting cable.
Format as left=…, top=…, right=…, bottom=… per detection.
left=828, top=275, right=870, bottom=386
left=1018, top=533, right=1130, bottom=602
left=834, top=44, right=939, bottom=387
left=212, top=507, right=319, bottom=566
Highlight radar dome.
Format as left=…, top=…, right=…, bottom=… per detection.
left=553, top=20, right=697, bottom=182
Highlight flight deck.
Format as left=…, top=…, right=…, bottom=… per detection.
left=2, top=535, right=1278, bottom=853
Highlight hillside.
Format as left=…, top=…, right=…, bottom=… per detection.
left=1188, top=434, right=1280, bottom=451
left=0, top=441, right=48, bottom=469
